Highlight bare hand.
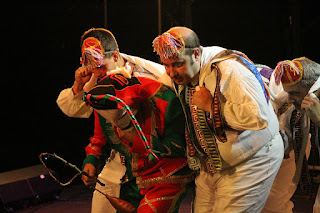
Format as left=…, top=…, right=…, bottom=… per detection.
left=301, top=93, right=320, bottom=126
left=72, top=67, right=92, bottom=95
left=82, top=163, right=97, bottom=187
left=75, top=67, right=92, bottom=85
left=192, top=86, right=213, bottom=112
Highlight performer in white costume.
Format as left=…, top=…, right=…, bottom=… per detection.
left=263, top=57, right=320, bottom=213
left=153, top=26, right=284, bottom=212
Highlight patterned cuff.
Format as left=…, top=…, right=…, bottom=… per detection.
left=82, top=154, right=99, bottom=169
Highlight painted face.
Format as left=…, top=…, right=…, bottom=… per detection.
left=160, top=48, right=201, bottom=85
left=283, top=84, right=309, bottom=110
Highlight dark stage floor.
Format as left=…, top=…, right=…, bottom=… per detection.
left=3, top=180, right=193, bottom=213
left=1, top=182, right=314, bottom=213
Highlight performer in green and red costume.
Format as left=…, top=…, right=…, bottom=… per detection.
left=83, top=71, right=195, bottom=212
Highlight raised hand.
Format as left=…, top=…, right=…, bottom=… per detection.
left=301, top=92, right=320, bottom=126
left=73, top=67, right=92, bottom=95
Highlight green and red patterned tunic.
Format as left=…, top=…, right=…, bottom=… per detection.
left=84, top=74, right=195, bottom=212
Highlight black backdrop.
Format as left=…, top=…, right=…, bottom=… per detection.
left=2, top=0, right=319, bottom=173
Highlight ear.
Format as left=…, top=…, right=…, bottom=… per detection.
left=114, top=126, right=125, bottom=138
left=112, top=51, right=119, bottom=62
left=193, top=48, right=201, bottom=62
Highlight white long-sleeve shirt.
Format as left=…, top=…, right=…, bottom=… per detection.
left=56, top=53, right=166, bottom=118
left=202, top=47, right=282, bottom=166
left=279, top=76, right=320, bottom=185
left=163, top=46, right=283, bottom=167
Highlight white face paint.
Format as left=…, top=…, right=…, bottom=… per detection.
left=96, top=108, right=136, bottom=130
left=95, top=109, right=123, bottom=127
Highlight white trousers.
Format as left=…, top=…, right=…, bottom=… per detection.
left=91, top=151, right=126, bottom=213
left=263, top=150, right=320, bottom=213
left=91, top=180, right=120, bottom=213
left=194, top=133, right=284, bottom=213
left=262, top=151, right=296, bottom=213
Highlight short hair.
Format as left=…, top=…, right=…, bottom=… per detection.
left=294, top=57, right=320, bottom=89
left=80, top=28, right=119, bottom=58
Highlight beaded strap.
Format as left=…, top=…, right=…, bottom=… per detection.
left=211, top=64, right=227, bottom=142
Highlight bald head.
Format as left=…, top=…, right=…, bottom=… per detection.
left=167, top=26, right=200, bottom=49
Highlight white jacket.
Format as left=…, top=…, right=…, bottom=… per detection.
left=56, top=53, right=166, bottom=118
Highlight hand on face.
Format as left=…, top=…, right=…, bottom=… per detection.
left=301, top=92, right=320, bottom=126
left=90, top=65, right=109, bottom=78
left=75, top=67, right=92, bottom=85
left=73, top=65, right=108, bottom=94
left=283, top=84, right=308, bottom=110
left=72, top=67, right=93, bottom=94
left=192, top=86, right=213, bottom=112
left=77, top=55, right=116, bottom=83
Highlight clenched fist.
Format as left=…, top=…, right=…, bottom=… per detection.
left=82, top=163, right=97, bottom=187
left=192, top=86, right=213, bottom=112
left=301, top=92, right=320, bottom=126
left=72, top=67, right=92, bottom=95
left=75, top=67, right=92, bottom=85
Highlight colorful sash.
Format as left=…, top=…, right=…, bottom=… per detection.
left=181, top=52, right=269, bottom=174
left=189, top=87, right=222, bottom=173
left=210, top=64, right=227, bottom=143
left=180, top=86, right=202, bottom=171
left=179, top=64, right=226, bottom=173
left=290, top=110, right=313, bottom=198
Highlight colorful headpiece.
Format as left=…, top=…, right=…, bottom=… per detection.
left=152, top=32, right=185, bottom=59
left=81, top=37, right=105, bottom=69
left=274, top=60, right=304, bottom=86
